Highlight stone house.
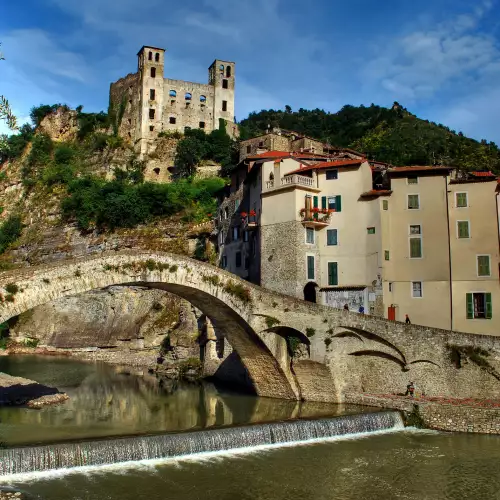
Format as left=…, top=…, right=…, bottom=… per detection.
left=109, top=45, right=237, bottom=164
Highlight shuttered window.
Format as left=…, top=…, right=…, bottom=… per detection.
left=384, top=250, right=390, bottom=261
left=306, top=227, right=315, bottom=244
left=456, top=192, right=468, bottom=208
left=408, top=194, right=420, bottom=209
left=307, top=256, right=315, bottom=280
left=328, top=262, right=338, bottom=286
left=457, top=221, right=470, bottom=238
left=467, top=293, right=492, bottom=319
left=383, top=200, right=388, bottom=210
left=409, top=237, right=422, bottom=258
left=477, top=255, right=491, bottom=276
left=327, top=229, right=338, bottom=246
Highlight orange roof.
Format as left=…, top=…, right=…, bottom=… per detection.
left=471, top=171, right=496, bottom=177
left=360, top=189, right=393, bottom=198
left=246, top=150, right=328, bottom=161
left=285, top=159, right=364, bottom=175
left=389, top=166, right=451, bottom=175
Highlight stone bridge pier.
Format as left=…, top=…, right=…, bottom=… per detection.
left=0, top=250, right=499, bottom=403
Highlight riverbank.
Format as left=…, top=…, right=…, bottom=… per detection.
left=0, top=372, right=68, bottom=408
left=0, top=489, right=27, bottom=499
left=346, top=393, right=500, bottom=434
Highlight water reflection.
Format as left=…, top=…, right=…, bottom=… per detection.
left=0, top=356, right=368, bottom=446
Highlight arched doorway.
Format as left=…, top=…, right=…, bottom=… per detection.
left=303, top=282, right=318, bottom=303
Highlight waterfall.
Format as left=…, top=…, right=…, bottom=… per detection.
left=0, top=411, right=404, bottom=476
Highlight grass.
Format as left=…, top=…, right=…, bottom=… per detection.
left=223, top=280, right=252, bottom=303
left=306, top=327, right=316, bottom=338
left=264, top=316, right=280, bottom=328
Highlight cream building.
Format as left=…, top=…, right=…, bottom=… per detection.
left=382, top=168, right=500, bottom=334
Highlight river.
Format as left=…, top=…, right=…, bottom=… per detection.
left=1, top=356, right=499, bottom=500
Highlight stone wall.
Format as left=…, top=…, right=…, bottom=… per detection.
left=345, top=394, right=500, bottom=434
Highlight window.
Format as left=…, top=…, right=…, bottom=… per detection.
left=149, top=126, right=154, bottom=132
left=222, top=79, right=229, bottom=89
left=326, top=169, right=338, bottom=180
left=200, top=95, right=206, bottom=103
left=226, top=66, right=231, bottom=77
left=244, top=256, right=250, bottom=270
left=305, top=227, right=315, bottom=244
left=169, top=116, right=176, bottom=124
left=155, top=53, right=160, bottom=62
left=457, top=221, right=470, bottom=239
left=150, top=67, right=156, bottom=78
left=148, top=51, right=152, bottom=61
left=326, top=229, right=338, bottom=246
left=407, top=176, right=418, bottom=184
left=477, top=255, right=491, bottom=277
left=222, top=100, right=228, bottom=111
left=199, top=121, right=205, bottom=129
left=367, top=227, right=376, bottom=234
left=219, top=64, right=224, bottom=71
left=150, top=89, right=155, bottom=100
left=258, top=141, right=264, bottom=147
left=149, top=109, right=155, bottom=120
left=384, top=250, right=390, bottom=261
left=410, top=225, right=421, bottom=235
left=307, top=255, right=315, bottom=280
left=224, top=207, right=229, bottom=219
left=389, top=282, right=393, bottom=292
left=456, top=192, right=468, bottom=208
left=323, top=195, right=342, bottom=212
left=412, top=281, right=423, bottom=298
left=383, top=200, right=389, bottom=210
left=328, top=262, right=338, bottom=286
left=169, top=90, right=177, bottom=97
left=221, top=255, right=227, bottom=268
left=244, top=231, right=249, bottom=242
left=185, top=93, right=192, bottom=101
left=219, top=231, right=224, bottom=245
left=408, top=194, right=420, bottom=209
left=236, top=252, right=242, bottom=268
left=153, top=168, right=160, bottom=175
left=467, top=293, right=492, bottom=319
left=246, top=145, right=251, bottom=154
left=410, top=237, right=422, bottom=258
left=233, top=227, right=240, bottom=241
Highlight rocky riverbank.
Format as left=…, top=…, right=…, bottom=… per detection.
left=0, top=489, right=27, bottom=499
left=0, top=372, right=69, bottom=408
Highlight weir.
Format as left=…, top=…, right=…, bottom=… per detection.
left=0, top=411, right=404, bottom=476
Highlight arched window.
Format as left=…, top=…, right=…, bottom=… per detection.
left=185, top=93, right=192, bottom=100
left=219, top=64, right=224, bottom=71
left=226, top=66, right=231, bottom=77
left=148, top=51, right=152, bottom=61
left=155, top=53, right=160, bottom=62
left=169, top=90, right=177, bottom=97
left=150, top=67, right=156, bottom=78
left=200, top=95, right=206, bottom=102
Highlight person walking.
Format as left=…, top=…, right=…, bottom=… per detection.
left=358, top=305, right=365, bottom=314
left=405, top=381, right=415, bottom=397
left=405, top=314, right=411, bottom=324
left=343, top=304, right=349, bottom=311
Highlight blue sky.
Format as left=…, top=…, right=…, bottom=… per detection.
left=1, top=0, right=500, bottom=143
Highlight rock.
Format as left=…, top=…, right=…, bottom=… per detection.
left=38, top=106, right=78, bottom=142
left=0, top=372, right=68, bottom=408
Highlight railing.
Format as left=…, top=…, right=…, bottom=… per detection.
left=263, top=175, right=317, bottom=192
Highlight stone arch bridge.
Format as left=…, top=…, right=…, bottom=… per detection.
left=0, top=250, right=499, bottom=402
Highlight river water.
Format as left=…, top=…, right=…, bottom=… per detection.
left=1, top=356, right=500, bottom=500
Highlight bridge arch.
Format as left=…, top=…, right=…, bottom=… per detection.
left=0, top=251, right=296, bottom=400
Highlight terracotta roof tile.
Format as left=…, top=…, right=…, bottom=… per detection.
left=245, top=151, right=328, bottom=161
left=285, top=159, right=364, bottom=175
left=471, top=171, right=496, bottom=177
left=388, top=166, right=451, bottom=175
left=360, top=189, right=393, bottom=198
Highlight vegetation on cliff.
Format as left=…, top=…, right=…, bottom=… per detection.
left=239, top=104, right=500, bottom=172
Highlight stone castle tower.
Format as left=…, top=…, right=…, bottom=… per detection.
left=110, top=46, right=236, bottom=156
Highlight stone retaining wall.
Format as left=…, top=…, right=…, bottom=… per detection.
left=346, top=393, right=500, bottom=434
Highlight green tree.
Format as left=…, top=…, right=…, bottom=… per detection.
left=0, top=43, right=18, bottom=130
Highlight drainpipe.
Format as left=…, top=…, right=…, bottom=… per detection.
left=445, top=174, right=453, bottom=331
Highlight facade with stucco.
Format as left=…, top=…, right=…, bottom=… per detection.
left=109, top=46, right=236, bottom=157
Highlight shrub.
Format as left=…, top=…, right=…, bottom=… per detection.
left=306, top=327, right=316, bottom=338
left=0, top=215, right=22, bottom=254
left=158, top=130, right=183, bottom=139
left=87, top=132, right=109, bottom=151
left=202, top=274, right=221, bottom=286
left=54, top=144, right=76, bottom=165
left=5, top=294, right=14, bottom=302
left=287, top=336, right=301, bottom=357
left=264, top=316, right=280, bottom=328
left=30, top=104, right=68, bottom=127
left=324, top=338, right=332, bottom=348
left=223, top=280, right=252, bottom=303
left=74, top=269, right=82, bottom=277
left=5, top=283, right=18, bottom=295
left=23, top=338, right=39, bottom=348
left=169, top=264, right=178, bottom=272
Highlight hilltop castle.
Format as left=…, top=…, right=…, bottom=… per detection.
left=109, top=46, right=237, bottom=158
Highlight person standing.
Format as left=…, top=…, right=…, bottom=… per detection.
left=343, top=304, right=349, bottom=311
left=405, top=314, right=411, bottom=324
left=358, top=305, right=365, bottom=314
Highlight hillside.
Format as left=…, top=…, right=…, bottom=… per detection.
left=239, top=103, right=500, bottom=172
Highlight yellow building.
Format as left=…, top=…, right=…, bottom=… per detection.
left=382, top=168, right=500, bottom=334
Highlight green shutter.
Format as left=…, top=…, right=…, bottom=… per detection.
left=486, top=293, right=492, bottom=319
left=327, top=229, right=337, bottom=245
left=410, top=238, right=422, bottom=258
left=307, top=256, right=315, bottom=280
left=458, top=221, right=469, bottom=238
left=328, top=262, right=338, bottom=286
left=466, top=293, right=474, bottom=319
left=321, top=196, right=327, bottom=209
left=336, top=195, right=342, bottom=212
left=478, top=256, right=490, bottom=276
left=313, top=196, right=318, bottom=220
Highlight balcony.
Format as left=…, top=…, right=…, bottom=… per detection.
left=264, top=174, right=320, bottom=193
left=240, top=211, right=258, bottom=230
left=300, top=208, right=332, bottom=229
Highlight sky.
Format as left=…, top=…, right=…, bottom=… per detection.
left=1, top=0, right=500, bottom=143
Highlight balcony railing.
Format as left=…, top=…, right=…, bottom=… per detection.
left=240, top=212, right=259, bottom=230
left=263, top=174, right=319, bottom=192
left=300, top=208, right=332, bottom=228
